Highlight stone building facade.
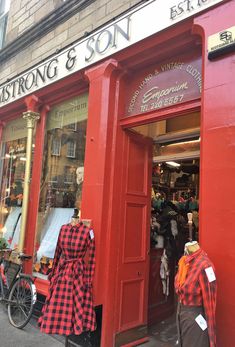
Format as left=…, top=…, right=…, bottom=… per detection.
left=0, top=0, right=143, bottom=83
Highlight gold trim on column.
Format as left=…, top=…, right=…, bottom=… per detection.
left=18, top=111, right=40, bottom=253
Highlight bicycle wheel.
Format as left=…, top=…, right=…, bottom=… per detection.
left=7, top=277, right=36, bottom=329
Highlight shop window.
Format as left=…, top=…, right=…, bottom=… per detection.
left=0, top=0, right=10, bottom=49
left=0, top=117, right=34, bottom=249
left=33, top=93, right=88, bottom=279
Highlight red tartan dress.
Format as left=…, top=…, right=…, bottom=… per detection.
left=38, top=222, right=96, bottom=335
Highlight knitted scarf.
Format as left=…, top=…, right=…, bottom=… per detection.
left=176, top=248, right=203, bottom=287
left=176, top=255, right=189, bottom=288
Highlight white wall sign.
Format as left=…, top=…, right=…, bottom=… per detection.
left=208, top=25, right=235, bottom=59
left=0, top=0, right=223, bottom=108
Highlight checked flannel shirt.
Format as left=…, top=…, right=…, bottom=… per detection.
left=175, top=248, right=217, bottom=347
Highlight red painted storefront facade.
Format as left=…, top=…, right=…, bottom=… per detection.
left=0, top=1, right=235, bottom=346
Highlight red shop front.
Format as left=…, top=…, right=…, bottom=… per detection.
left=0, top=1, right=235, bottom=346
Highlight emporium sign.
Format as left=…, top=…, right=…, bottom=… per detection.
left=0, top=0, right=223, bottom=108
left=126, top=57, right=202, bottom=116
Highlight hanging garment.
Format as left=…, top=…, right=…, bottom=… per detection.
left=175, top=249, right=217, bottom=347
left=160, top=249, right=170, bottom=296
left=38, top=222, right=96, bottom=335
left=170, top=219, right=178, bottom=238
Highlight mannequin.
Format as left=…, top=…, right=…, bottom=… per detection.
left=75, top=166, right=84, bottom=209
left=76, top=166, right=84, bottom=185
left=38, top=208, right=96, bottom=339
left=175, top=241, right=217, bottom=347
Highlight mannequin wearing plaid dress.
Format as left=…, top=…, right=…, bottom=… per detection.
left=38, top=221, right=96, bottom=335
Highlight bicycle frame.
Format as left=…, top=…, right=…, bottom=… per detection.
left=0, top=259, right=22, bottom=302
left=0, top=250, right=37, bottom=329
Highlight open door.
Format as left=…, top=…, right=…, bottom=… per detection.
left=115, top=131, right=152, bottom=347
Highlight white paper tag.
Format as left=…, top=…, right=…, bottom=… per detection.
left=205, top=266, right=216, bottom=282
left=31, top=284, right=37, bottom=305
left=195, top=314, right=208, bottom=331
left=89, top=229, right=94, bottom=239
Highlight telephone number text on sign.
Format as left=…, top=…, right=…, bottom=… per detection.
left=140, top=94, right=184, bottom=112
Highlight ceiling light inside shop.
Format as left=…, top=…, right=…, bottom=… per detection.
left=20, top=157, right=27, bottom=161
left=162, top=138, right=200, bottom=147
left=166, top=161, right=181, bottom=167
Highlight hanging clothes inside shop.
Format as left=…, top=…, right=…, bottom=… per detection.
left=38, top=219, right=96, bottom=336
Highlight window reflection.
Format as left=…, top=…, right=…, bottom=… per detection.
left=33, top=93, right=88, bottom=278
left=0, top=117, right=32, bottom=249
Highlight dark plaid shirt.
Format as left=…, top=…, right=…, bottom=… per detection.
left=175, top=249, right=217, bottom=347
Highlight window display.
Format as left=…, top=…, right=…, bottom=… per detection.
left=33, top=93, right=88, bottom=278
left=0, top=117, right=31, bottom=249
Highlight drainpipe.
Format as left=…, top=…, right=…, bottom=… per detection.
left=18, top=111, right=40, bottom=253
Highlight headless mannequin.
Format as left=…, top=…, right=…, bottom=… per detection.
left=70, top=208, right=81, bottom=226
left=184, top=240, right=200, bottom=254
left=175, top=240, right=217, bottom=347
left=75, top=167, right=84, bottom=210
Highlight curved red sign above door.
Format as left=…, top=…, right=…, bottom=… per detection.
left=125, top=55, right=202, bottom=117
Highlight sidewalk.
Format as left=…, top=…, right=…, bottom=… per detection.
left=0, top=304, right=64, bottom=347
left=0, top=302, right=177, bottom=347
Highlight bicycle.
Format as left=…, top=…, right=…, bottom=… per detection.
left=0, top=248, right=37, bottom=329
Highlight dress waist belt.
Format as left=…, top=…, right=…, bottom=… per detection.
left=63, top=258, right=83, bottom=263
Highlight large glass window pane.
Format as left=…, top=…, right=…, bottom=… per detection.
left=0, top=117, right=32, bottom=249
left=33, top=93, right=88, bottom=278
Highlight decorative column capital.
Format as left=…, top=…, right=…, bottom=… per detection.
left=22, top=110, right=40, bottom=129
left=85, top=58, right=120, bottom=81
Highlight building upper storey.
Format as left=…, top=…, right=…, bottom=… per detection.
left=0, top=0, right=142, bottom=84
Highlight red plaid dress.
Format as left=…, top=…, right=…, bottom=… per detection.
left=38, top=222, right=96, bottom=335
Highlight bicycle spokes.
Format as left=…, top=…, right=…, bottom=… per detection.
left=8, top=277, right=34, bottom=329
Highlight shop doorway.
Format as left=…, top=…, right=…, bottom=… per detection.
left=130, top=111, right=200, bottom=345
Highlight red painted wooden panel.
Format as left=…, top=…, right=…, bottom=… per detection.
left=120, top=278, right=144, bottom=330
left=116, top=131, right=152, bottom=335
left=193, top=1, right=235, bottom=346
left=123, top=203, right=146, bottom=261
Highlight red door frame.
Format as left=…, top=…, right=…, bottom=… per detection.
left=114, top=99, right=201, bottom=344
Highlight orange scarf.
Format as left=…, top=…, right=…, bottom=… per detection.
left=176, top=255, right=189, bottom=287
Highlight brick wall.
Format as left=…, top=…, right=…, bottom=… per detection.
left=0, top=0, right=143, bottom=84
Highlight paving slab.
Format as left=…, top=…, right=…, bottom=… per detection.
left=0, top=304, right=64, bottom=347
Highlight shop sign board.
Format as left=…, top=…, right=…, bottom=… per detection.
left=126, top=56, right=201, bottom=116
left=0, top=0, right=223, bottom=108
left=47, top=93, right=88, bottom=130
left=208, top=26, right=235, bottom=60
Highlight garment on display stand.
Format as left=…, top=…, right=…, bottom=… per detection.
left=175, top=242, right=217, bottom=347
left=38, top=218, right=96, bottom=336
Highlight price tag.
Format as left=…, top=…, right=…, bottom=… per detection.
left=89, top=229, right=94, bottom=239
left=31, top=284, right=37, bottom=304
left=205, top=267, right=216, bottom=282
left=195, top=314, right=207, bottom=331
